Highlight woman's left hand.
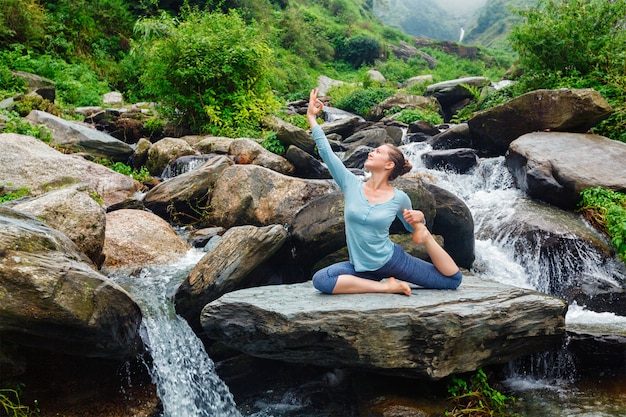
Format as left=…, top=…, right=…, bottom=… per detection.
left=403, top=209, right=425, bottom=226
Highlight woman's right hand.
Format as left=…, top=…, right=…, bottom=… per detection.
left=307, top=88, right=324, bottom=127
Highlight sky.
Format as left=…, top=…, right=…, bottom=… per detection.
left=432, top=0, right=489, bottom=14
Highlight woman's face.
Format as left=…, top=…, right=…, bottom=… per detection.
left=364, top=145, right=394, bottom=172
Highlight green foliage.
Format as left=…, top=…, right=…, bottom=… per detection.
left=578, top=187, right=626, bottom=263
left=0, top=0, right=46, bottom=49
left=143, top=116, right=165, bottom=138
left=261, top=131, right=285, bottom=156
left=94, top=158, right=152, bottom=182
left=509, top=0, right=626, bottom=77
left=339, top=35, right=382, bottom=69
left=332, top=86, right=395, bottom=118
left=13, top=95, right=59, bottom=117
left=0, top=109, right=52, bottom=142
left=0, top=385, right=39, bottom=417
left=0, top=47, right=110, bottom=107
left=0, top=185, right=31, bottom=203
left=449, top=82, right=484, bottom=123
left=446, top=369, right=516, bottom=417
left=42, top=0, right=135, bottom=61
left=392, top=108, right=443, bottom=126
left=0, top=63, right=25, bottom=99
left=137, top=8, right=280, bottom=137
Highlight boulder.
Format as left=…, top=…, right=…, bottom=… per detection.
left=209, top=165, right=336, bottom=228
left=146, top=137, right=197, bottom=176
left=175, top=224, right=288, bottom=328
left=317, top=75, right=346, bottom=97
left=284, top=145, right=331, bottom=179
left=229, top=138, right=295, bottom=175
left=428, top=123, right=472, bottom=150
left=25, top=110, right=134, bottom=162
left=200, top=277, right=567, bottom=379
left=272, top=116, right=318, bottom=156
left=343, top=126, right=397, bottom=148
left=0, top=207, right=142, bottom=361
left=469, top=88, right=613, bottom=156
left=425, top=77, right=491, bottom=121
left=0, top=133, right=143, bottom=207
left=144, top=155, right=234, bottom=221
left=101, top=209, right=191, bottom=270
left=473, top=190, right=625, bottom=313
left=103, top=91, right=123, bottom=106
left=370, top=94, right=437, bottom=121
left=505, top=132, right=626, bottom=210
left=195, top=136, right=235, bottom=154
left=421, top=148, right=478, bottom=174
left=420, top=181, right=475, bottom=269
left=319, top=115, right=363, bottom=138
left=10, top=183, right=106, bottom=267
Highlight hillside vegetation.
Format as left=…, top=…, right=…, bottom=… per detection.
left=0, top=0, right=624, bottom=143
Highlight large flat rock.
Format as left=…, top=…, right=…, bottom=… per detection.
left=200, top=276, right=567, bottom=379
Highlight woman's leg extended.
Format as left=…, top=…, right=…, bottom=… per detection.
left=380, top=244, right=462, bottom=289
left=312, top=262, right=411, bottom=296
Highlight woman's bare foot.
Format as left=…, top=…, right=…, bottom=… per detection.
left=412, top=222, right=430, bottom=245
left=385, top=277, right=412, bottom=296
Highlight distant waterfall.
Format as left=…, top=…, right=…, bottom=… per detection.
left=459, top=27, right=465, bottom=43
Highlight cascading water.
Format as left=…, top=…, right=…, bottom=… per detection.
left=402, top=139, right=626, bottom=416
left=110, top=250, right=242, bottom=417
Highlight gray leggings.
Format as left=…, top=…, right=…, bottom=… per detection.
left=312, top=244, right=462, bottom=294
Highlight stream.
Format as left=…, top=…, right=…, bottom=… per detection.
left=109, top=140, right=625, bottom=416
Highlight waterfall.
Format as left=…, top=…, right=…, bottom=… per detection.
left=111, top=250, right=242, bottom=417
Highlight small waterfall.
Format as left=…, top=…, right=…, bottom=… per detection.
left=110, top=250, right=242, bottom=417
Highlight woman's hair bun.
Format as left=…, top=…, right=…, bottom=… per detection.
left=401, top=159, right=413, bottom=176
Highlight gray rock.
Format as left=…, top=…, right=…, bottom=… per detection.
left=428, top=123, right=472, bottom=150
left=0, top=207, right=142, bottom=360
left=229, top=137, right=295, bottom=175
left=0, top=133, right=142, bottom=206
left=505, top=131, right=626, bottom=210
left=101, top=209, right=191, bottom=270
left=421, top=148, right=478, bottom=174
left=175, top=224, right=288, bottom=328
left=200, top=277, right=567, bottom=379
left=469, top=88, right=613, bottom=156
left=144, top=155, right=234, bottom=221
left=284, top=145, right=331, bottom=179
left=25, top=110, right=134, bottom=162
left=209, top=164, right=336, bottom=228
left=146, top=137, right=196, bottom=176
left=10, top=183, right=106, bottom=267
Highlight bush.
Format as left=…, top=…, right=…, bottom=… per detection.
left=446, top=368, right=516, bottom=417
left=509, top=0, right=626, bottom=77
left=0, top=0, right=46, bottom=49
left=578, top=187, right=626, bottom=263
left=333, top=87, right=395, bottom=118
left=340, top=35, right=382, bottom=69
left=393, top=108, right=443, bottom=126
left=0, top=109, right=52, bottom=142
left=138, top=8, right=280, bottom=137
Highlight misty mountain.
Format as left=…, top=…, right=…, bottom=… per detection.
left=374, top=0, right=536, bottom=49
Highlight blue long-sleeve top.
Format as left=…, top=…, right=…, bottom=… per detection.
left=311, top=125, right=414, bottom=271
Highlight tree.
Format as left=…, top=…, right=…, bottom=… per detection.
left=138, top=8, right=279, bottom=136
left=340, top=35, right=382, bottom=68
left=509, top=0, right=626, bottom=76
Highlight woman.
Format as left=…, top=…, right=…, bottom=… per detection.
left=307, top=88, right=462, bottom=296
